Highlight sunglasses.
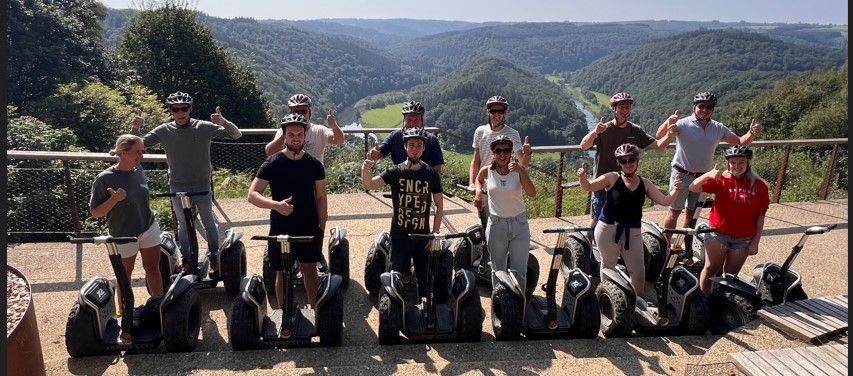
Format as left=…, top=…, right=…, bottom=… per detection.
left=489, top=109, right=506, bottom=114
left=169, top=106, right=190, bottom=113
left=617, top=157, right=637, bottom=165
left=696, top=104, right=715, bottom=110
left=493, top=147, right=512, bottom=154
left=291, top=108, right=309, bottom=115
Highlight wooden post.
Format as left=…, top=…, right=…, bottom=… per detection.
left=818, top=144, right=839, bottom=200
left=62, top=161, right=83, bottom=282
left=772, top=145, right=791, bottom=203
left=554, top=152, right=565, bottom=218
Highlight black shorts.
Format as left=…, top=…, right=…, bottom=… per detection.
left=267, top=227, right=323, bottom=269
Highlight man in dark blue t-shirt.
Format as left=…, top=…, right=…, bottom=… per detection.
left=362, top=126, right=444, bottom=298
left=248, top=114, right=328, bottom=314
left=366, top=100, right=445, bottom=174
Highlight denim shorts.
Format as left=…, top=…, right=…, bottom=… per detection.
left=705, top=231, right=752, bottom=252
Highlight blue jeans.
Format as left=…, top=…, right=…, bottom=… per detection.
left=170, top=186, right=220, bottom=263
left=486, top=212, right=531, bottom=295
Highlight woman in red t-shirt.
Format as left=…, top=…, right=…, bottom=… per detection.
left=689, top=145, right=769, bottom=295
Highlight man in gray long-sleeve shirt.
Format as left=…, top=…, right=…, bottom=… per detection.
left=131, top=91, right=242, bottom=272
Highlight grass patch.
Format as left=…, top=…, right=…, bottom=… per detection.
left=361, top=102, right=404, bottom=128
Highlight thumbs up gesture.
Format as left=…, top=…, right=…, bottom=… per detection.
left=521, top=135, right=532, bottom=156
left=107, top=187, right=127, bottom=202
left=594, top=117, right=607, bottom=134
left=326, top=108, right=337, bottom=125
left=211, top=106, right=226, bottom=125
left=749, top=118, right=762, bottom=137
left=275, top=196, right=294, bottom=216
left=367, top=141, right=382, bottom=160
left=666, top=110, right=681, bottom=135
left=131, top=108, right=144, bottom=130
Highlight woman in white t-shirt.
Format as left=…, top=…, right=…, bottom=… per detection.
left=473, top=135, right=536, bottom=295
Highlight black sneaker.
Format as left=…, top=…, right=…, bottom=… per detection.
left=133, top=296, right=162, bottom=329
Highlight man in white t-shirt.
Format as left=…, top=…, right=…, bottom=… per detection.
left=468, top=95, right=532, bottom=230
left=264, top=93, right=344, bottom=165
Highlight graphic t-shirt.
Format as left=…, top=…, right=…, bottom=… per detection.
left=702, top=174, right=769, bottom=238
left=255, top=152, right=325, bottom=233
left=380, top=162, right=443, bottom=237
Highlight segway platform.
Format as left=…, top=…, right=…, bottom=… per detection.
left=260, top=308, right=317, bottom=347
left=403, top=304, right=456, bottom=341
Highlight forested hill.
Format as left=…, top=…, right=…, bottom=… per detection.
left=402, top=58, right=588, bottom=152
left=281, top=18, right=501, bottom=47
left=569, top=30, right=848, bottom=131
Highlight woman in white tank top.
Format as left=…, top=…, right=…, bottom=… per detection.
left=473, top=135, right=537, bottom=295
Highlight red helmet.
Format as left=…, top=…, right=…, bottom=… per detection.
left=614, top=143, right=640, bottom=158
left=486, top=95, right=509, bottom=109
left=610, top=92, right=634, bottom=106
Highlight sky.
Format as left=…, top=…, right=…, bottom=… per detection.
left=102, top=0, right=848, bottom=25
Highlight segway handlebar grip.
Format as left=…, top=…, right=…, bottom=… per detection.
left=69, top=235, right=138, bottom=244
left=153, top=191, right=209, bottom=197
left=543, top=226, right=592, bottom=234
left=251, top=235, right=314, bottom=243
left=381, top=192, right=393, bottom=198
left=805, top=223, right=837, bottom=235
left=408, top=232, right=467, bottom=240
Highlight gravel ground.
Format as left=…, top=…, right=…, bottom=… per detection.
left=7, top=269, right=31, bottom=336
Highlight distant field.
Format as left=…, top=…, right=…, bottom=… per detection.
left=361, top=102, right=404, bottom=128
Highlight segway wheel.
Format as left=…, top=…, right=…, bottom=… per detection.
left=65, top=302, right=107, bottom=357
left=491, top=285, right=522, bottom=341
left=317, top=289, right=344, bottom=347
left=377, top=289, right=401, bottom=344
left=364, top=245, right=386, bottom=295
left=262, top=246, right=276, bottom=294
left=162, top=288, right=202, bottom=352
left=453, top=272, right=484, bottom=342
left=596, top=281, right=634, bottom=337
left=525, top=256, right=540, bottom=299
left=221, top=241, right=247, bottom=295
left=565, top=237, right=592, bottom=275
left=329, top=238, right=350, bottom=291
left=452, top=238, right=472, bottom=271
left=679, top=294, right=710, bottom=335
left=433, top=248, right=454, bottom=304
left=568, top=294, right=601, bottom=339
left=708, top=289, right=760, bottom=334
left=642, top=232, right=667, bottom=282
left=228, top=298, right=261, bottom=350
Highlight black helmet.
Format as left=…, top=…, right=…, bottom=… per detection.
left=280, top=113, right=308, bottom=130
left=486, top=95, right=509, bottom=109
left=489, top=135, right=513, bottom=149
left=614, top=143, right=641, bottom=158
left=287, top=93, right=313, bottom=108
left=724, top=145, right=753, bottom=159
left=693, top=92, right=718, bottom=105
left=401, top=101, right=425, bottom=115
left=402, top=126, right=428, bottom=142
left=165, top=91, right=193, bottom=105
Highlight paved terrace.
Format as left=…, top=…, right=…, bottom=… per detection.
left=7, top=193, right=848, bottom=375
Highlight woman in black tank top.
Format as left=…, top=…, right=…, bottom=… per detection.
left=576, top=144, right=683, bottom=293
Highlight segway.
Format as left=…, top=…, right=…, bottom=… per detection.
left=65, top=235, right=202, bottom=357
left=377, top=231, right=483, bottom=344
left=229, top=234, right=345, bottom=349
left=491, top=225, right=600, bottom=340
left=597, top=225, right=714, bottom=337
left=707, top=224, right=836, bottom=334
left=262, top=227, right=350, bottom=293
left=451, top=223, right=540, bottom=299
left=643, top=194, right=714, bottom=278
left=156, top=191, right=246, bottom=295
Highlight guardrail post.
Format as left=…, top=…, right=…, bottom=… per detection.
left=62, top=160, right=83, bottom=282
left=819, top=144, right=839, bottom=200
left=772, top=145, right=791, bottom=203
left=554, top=152, right=565, bottom=218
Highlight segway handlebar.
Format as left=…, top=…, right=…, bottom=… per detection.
left=69, top=235, right=138, bottom=244
left=543, top=226, right=592, bottom=234
left=662, top=226, right=716, bottom=236
left=804, top=224, right=837, bottom=235
left=153, top=191, right=209, bottom=198
left=251, top=235, right=314, bottom=243
left=409, top=232, right=467, bottom=240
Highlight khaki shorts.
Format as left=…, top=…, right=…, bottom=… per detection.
left=115, top=221, right=162, bottom=259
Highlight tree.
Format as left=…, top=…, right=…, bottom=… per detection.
left=8, top=0, right=108, bottom=109
left=115, top=3, right=273, bottom=127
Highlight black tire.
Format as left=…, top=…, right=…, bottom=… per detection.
left=65, top=303, right=106, bottom=357
left=364, top=245, right=386, bottom=295
left=262, top=247, right=276, bottom=294
left=228, top=298, right=261, bottom=350
left=568, top=294, right=601, bottom=339
left=329, top=239, right=350, bottom=291
left=565, top=237, right=592, bottom=275
left=317, top=290, right=344, bottom=347
left=596, top=281, right=635, bottom=338
left=491, top=285, right=522, bottom=341
left=452, top=239, right=472, bottom=271
left=433, top=249, right=454, bottom=304
left=643, top=232, right=667, bottom=282
left=221, top=242, right=247, bottom=296
left=377, top=289, right=401, bottom=345
left=453, top=272, right=484, bottom=342
left=708, top=289, right=760, bottom=335
left=785, top=286, right=808, bottom=302
left=162, top=288, right=202, bottom=352
left=525, top=256, right=540, bottom=299
left=680, top=294, right=710, bottom=335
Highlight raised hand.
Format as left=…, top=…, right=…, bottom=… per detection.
left=576, top=162, right=588, bottom=179
left=131, top=108, right=144, bottom=129
left=521, top=135, right=532, bottom=156
left=326, top=108, right=336, bottom=124
left=362, top=158, right=375, bottom=171
left=672, top=174, right=683, bottom=191
left=508, top=156, right=522, bottom=172
left=594, top=117, right=607, bottom=134
left=749, top=118, right=762, bottom=136
left=107, top=187, right=127, bottom=202
left=366, top=141, right=381, bottom=160
left=211, top=106, right=226, bottom=125
left=274, top=196, right=294, bottom=216
left=666, top=110, right=680, bottom=135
